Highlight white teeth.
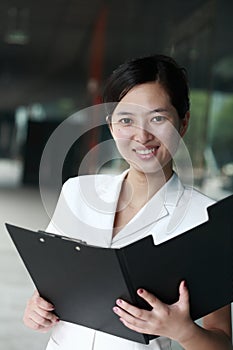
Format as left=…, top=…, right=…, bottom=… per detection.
left=135, top=147, right=156, bottom=155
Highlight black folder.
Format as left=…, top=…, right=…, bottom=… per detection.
left=5, top=194, right=233, bottom=344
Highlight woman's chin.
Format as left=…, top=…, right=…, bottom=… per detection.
left=126, top=157, right=173, bottom=177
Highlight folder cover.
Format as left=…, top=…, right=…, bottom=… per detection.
left=5, top=194, right=233, bottom=344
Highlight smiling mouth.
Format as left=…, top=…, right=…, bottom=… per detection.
left=133, top=146, right=159, bottom=155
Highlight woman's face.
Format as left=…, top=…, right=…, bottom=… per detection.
left=110, top=82, right=189, bottom=175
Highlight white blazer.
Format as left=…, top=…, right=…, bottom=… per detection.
left=46, top=171, right=214, bottom=350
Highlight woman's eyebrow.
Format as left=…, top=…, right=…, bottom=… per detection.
left=116, top=111, right=134, bottom=116
left=148, top=108, right=169, bottom=114
left=115, top=108, right=170, bottom=116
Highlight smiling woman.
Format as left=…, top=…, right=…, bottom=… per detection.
left=108, top=82, right=189, bottom=177
left=22, top=54, right=232, bottom=350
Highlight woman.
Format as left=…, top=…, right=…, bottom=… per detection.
left=23, top=55, right=232, bottom=350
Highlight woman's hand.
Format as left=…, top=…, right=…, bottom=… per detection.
left=23, top=290, right=59, bottom=333
left=113, top=280, right=195, bottom=343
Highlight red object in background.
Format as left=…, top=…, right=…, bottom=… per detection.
left=87, top=6, right=108, bottom=171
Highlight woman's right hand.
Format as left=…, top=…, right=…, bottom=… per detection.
left=23, top=290, right=59, bottom=333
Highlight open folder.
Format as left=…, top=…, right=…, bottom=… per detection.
left=5, top=194, right=233, bottom=344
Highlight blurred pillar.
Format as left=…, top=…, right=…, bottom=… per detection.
left=86, top=5, right=109, bottom=173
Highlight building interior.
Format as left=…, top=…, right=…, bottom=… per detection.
left=0, top=0, right=232, bottom=349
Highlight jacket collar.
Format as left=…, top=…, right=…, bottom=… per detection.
left=95, top=170, right=185, bottom=245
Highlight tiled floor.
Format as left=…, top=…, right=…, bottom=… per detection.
left=0, top=186, right=50, bottom=350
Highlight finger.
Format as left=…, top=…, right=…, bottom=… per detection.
left=25, top=317, right=55, bottom=333
left=30, top=311, right=56, bottom=327
left=34, top=305, right=59, bottom=322
left=113, top=306, right=147, bottom=327
left=24, top=305, right=58, bottom=327
left=24, top=301, right=59, bottom=328
left=178, top=280, right=190, bottom=310
left=115, top=299, right=148, bottom=320
left=33, top=293, right=55, bottom=311
left=137, top=289, right=165, bottom=311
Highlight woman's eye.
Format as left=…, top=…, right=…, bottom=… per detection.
left=119, top=118, right=133, bottom=125
left=151, top=116, right=166, bottom=123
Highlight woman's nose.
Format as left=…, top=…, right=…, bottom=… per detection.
left=133, top=126, right=154, bottom=144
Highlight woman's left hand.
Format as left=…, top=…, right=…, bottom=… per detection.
left=113, top=280, right=195, bottom=343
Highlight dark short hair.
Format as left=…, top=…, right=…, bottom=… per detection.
left=103, top=54, right=190, bottom=119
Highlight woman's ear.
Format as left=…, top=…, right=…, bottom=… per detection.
left=106, top=115, right=113, bottom=133
left=180, top=111, right=190, bottom=137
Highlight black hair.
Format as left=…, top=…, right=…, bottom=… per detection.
left=103, top=54, right=190, bottom=119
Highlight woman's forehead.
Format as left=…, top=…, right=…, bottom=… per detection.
left=117, top=82, right=171, bottom=106
left=113, top=103, right=172, bottom=116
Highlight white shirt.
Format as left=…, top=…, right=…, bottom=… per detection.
left=46, top=171, right=214, bottom=350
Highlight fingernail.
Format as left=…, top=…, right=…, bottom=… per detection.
left=183, top=280, right=187, bottom=288
left=113, top=307, right=119, bottom=312
left=138, top=289, right=143, bottom=294
left=56, top=319, right=60, bottom=322
left=116, top=299, right=122, bottom=305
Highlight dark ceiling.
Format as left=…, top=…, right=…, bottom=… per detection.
left=0, top=0, right=232, bottom=110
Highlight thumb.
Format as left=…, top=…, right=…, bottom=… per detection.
left=178, top=280, right=190, bottom=311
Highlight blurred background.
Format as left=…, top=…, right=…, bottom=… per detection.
left=0, top=0, right=232, bottom=349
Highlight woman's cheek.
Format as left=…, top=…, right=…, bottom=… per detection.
left=112, top=127, right=131, bottom=139
left=115, top=138, right=130, bottom=153
left=154, top=126, right=181, bottom=157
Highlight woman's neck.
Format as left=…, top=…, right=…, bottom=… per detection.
left=122, top=165, right=173, bottom=210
